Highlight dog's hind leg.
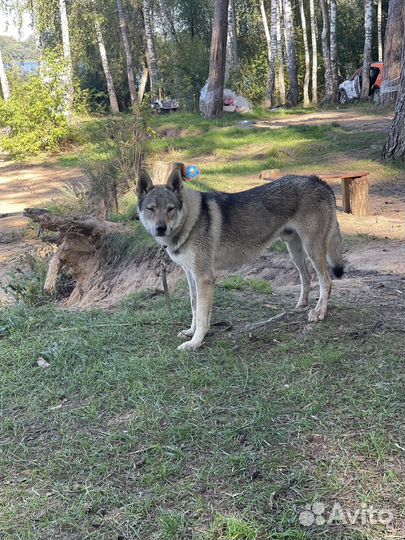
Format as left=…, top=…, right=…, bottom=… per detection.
left=178, top=274, right=215, bottom=351
left=178, top=268, right=197, bottom=339
left=284, top=232, right=311, bottom=309
left=303, top=238, right=332, bottom=322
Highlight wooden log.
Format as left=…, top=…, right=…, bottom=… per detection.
left=341, top=178, right=352, bottom=213
left=150, top=161, right=184, bottom=184
left=350, top=176, right=369, bottom=216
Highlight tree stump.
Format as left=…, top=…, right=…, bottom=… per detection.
left=150, top=162, right=184, bottom=184
left=341, top=177, right=369, bottom=216
left=23, top=208, right=182, bottom=309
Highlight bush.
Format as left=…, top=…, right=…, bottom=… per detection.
left=0, top=72, right=71, bottom=158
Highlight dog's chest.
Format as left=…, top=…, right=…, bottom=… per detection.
left=167, top=247, right=194, bottom=269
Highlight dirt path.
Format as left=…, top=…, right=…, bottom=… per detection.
left=0, top=159, right=87, bottom=303
left=255, top=109, right=393, bottom=132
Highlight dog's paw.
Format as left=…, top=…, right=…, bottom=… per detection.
left=177, top=328, right=195, bottom=339
left=307, top=308, right=326, bottom=322
left=177, top=339, right=203, bottom=351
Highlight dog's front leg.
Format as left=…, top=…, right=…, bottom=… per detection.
left=178, top=268, right=197, bottom=338
left=178, top=274, right=215, bottom=351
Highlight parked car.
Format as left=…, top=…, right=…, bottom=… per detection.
left=338, top=62, right=383, bottom=104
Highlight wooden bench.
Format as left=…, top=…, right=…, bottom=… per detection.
left=259, top=170, right=370, bottom=216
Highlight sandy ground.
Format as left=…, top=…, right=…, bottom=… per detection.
left=0, top=109, right=403, bottom=307
left=255, top=109, right=393, bottom=132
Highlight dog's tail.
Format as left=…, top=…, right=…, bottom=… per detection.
left=327, top=219, right=344, bottom=278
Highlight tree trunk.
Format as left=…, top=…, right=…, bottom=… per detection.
left=298, top=0, right=310, bottom=107
left=360, top=0, right=373, bottom=101
left=329, top=0, right=339, bottom=102
left=225, top=0, right=239, bottom=84
left=282, top=0, right=299, bottom=106
left=142, top=0, right=160, bottom=93
left=59, top=0, right=74, bottom=112
left=269, top=0, right=278, bottom=107
left=382, top=35, right=405, bottom=160
left=24, top=208, right=182, bottom=310
left=377, top=0, right=383, bottom=62
left=0, top=47, right=10, bottom=100
left=276, top=0, right=286, bottom=105
left=116, top=0, right=137, bottom=104
left=309, top=0, right=317, bottom=106
left=378, top=0, right=404, bottom=107
left=138, top=65, right=149, bottom=103
left=94, top=14, right=120, bottom=113
left=320, top=0, right=333, bottom=103
left=203, top=0, right=229, bottom=119
left=159, top=0, right=177, bottom=41
left=259, top=0, right=275, bottom=107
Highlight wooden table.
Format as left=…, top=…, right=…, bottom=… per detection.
left=259, top=170, right=370, bottom=216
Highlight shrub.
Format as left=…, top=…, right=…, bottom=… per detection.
left=0, top=72, right=71, bottom=158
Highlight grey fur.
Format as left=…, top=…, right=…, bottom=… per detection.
left=137, top=169, right=344, bottom=350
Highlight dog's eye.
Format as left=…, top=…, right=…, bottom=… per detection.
left=146, top=207, right=155, bottom=212
left=167, top=207, right=175, bottom=213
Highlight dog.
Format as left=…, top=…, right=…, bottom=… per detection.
left=137, top=168, right=344, bottom=350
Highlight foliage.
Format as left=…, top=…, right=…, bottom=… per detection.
left=0, top=35, right=37, bottom=63
left=158, top=33, right=210, bottom=111
left=4, top=253, right=73, bottom=307
left=0, top=58, right=71, bottom=158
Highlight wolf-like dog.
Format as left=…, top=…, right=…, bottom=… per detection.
left=137, top=169, right=344, bottom=350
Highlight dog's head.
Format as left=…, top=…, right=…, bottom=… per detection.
left=137, top=168, right=185, bottom=240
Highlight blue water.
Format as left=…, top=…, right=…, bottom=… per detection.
left=21, top=61, right=39, bottom=73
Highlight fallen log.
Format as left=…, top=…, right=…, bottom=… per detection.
left=24, top=208, right=182, bottom=309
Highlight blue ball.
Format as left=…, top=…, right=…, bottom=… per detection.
left=184, top=165, right=200, bottom=180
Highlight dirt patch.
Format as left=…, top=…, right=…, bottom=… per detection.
left=255, top=109, right=393, bottom=133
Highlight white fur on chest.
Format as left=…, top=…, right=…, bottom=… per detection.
left=167, top=247, right=194, bottom=270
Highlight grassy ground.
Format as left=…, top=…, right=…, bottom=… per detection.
left=1, top=104, right=404, bottom=539
left=1, top=280, right=404, bottom=540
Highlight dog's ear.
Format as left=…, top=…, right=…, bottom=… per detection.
left=166, top=168, right=183, bottom=196
left=137, top=170, right=154, bottom=200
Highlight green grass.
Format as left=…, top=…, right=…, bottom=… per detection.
left=2, top=102, right=404, bottom=538
left=1, top=281, right=404, bottom=539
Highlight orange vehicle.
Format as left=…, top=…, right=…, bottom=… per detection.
left=338, top=62, right=384, bottom=104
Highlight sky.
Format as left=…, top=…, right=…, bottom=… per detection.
left=0, top=12, right=33, bottom=41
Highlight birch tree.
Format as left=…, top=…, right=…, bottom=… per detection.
left=0, top=47, right=10, bottom=100
left=382, top=34, right=405, bottom=160
left=298, top=0, right=310, bottom=107
left=225, top=0, right=238, bottom=84
left=377, top=0, right=382, bottom=62
left=159, top=0, right=177, bottom=42
left=360, top=0, right=373, bottom=100
left=94, top=13, right=120, bottom=113
left=276, top=0, right=286, bottom=105
left=329, top=0, right=338, bottom=102
left=59, top=0, right=74, bottom=111
left=259, top=0, right=275, bottom=107
left=378, top=0, right=404, bottom=106
left=203, top=0, right=229, bottom=118
left=116, top=0, right=137, bottom=104
left=142, top=0, right=159, bottom=93
left=309, top=0, right=317, bottom=106
left=282, top=0, right=299, bottom=106
left=320, top=0, right=332, bottom=103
